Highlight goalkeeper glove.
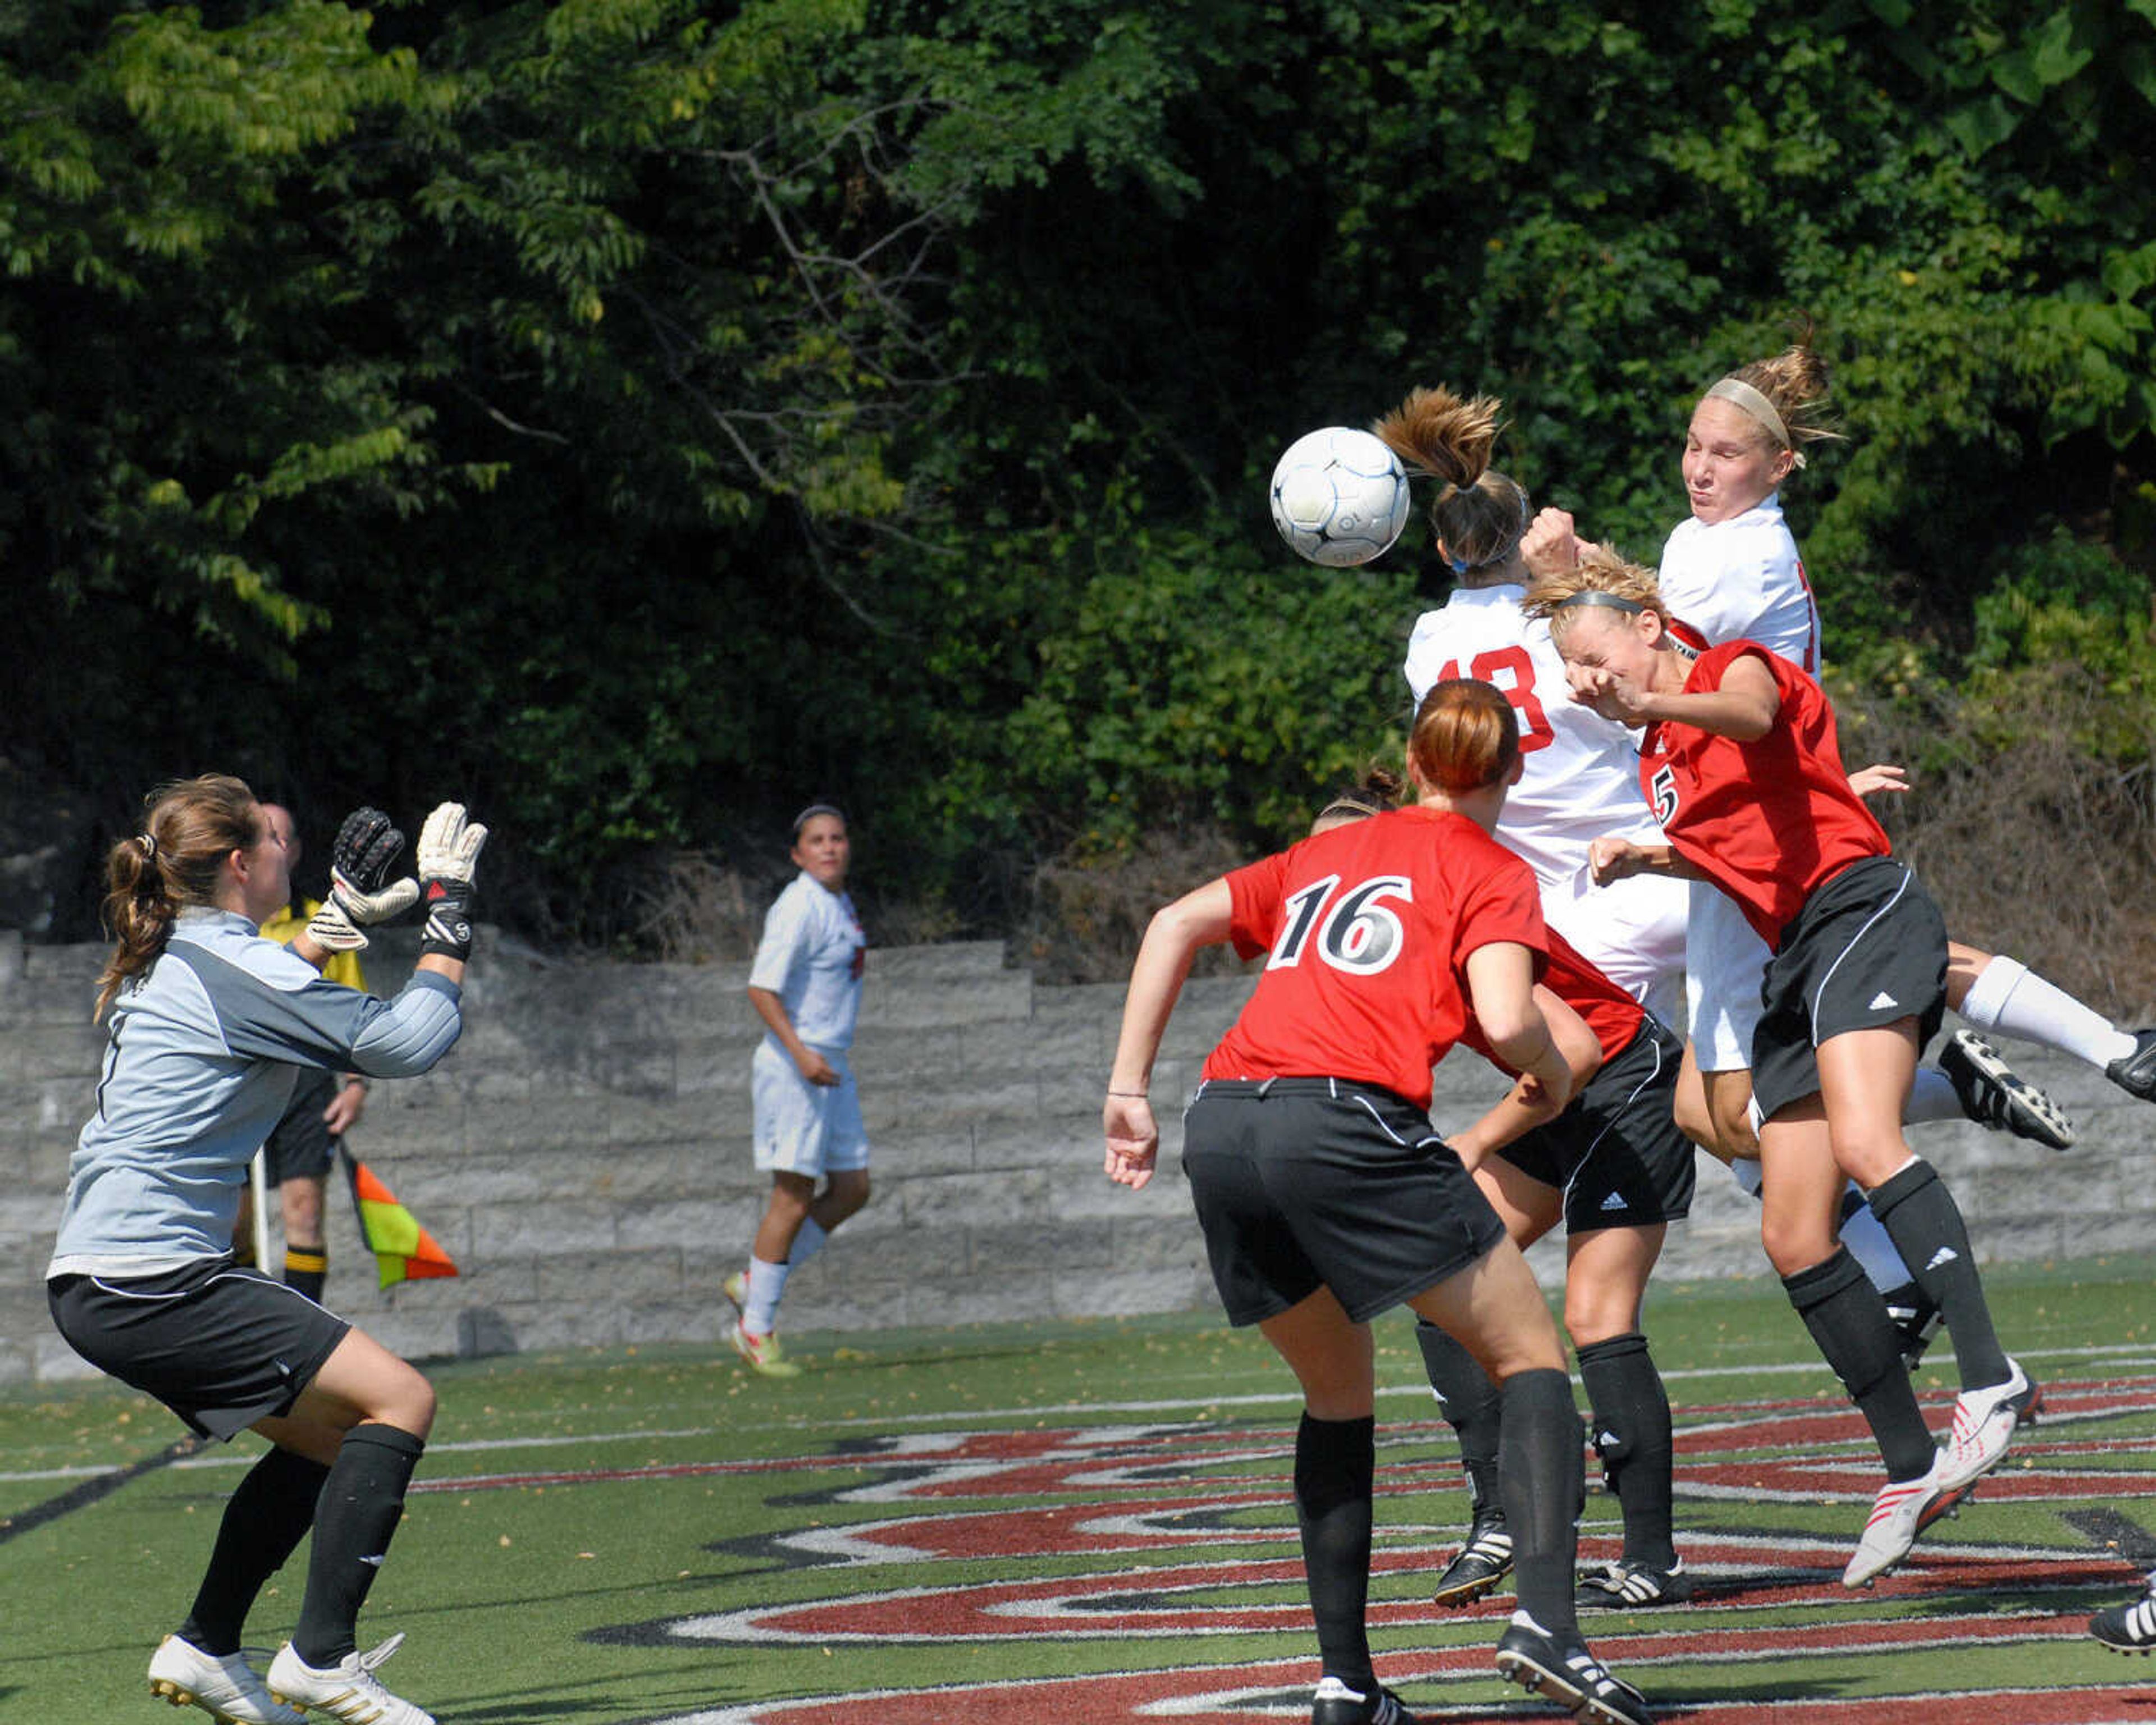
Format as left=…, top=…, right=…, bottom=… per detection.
left=305, top=807, right=421, bottom=953
left=416, top=801, right=488, bottom=961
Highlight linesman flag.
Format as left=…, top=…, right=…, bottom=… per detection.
left=341, top=1147, right=459, bottom=1288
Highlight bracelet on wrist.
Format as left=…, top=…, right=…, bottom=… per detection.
left=1107, top=1089, right=1150, bottom=1099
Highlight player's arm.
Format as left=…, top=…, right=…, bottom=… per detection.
left=1448, top=985, right=1602, bottom=1170
left=1461, top=941, right=1573, bottom=1111
left=1588, top=836, right=1710, bottom=886
left=1637, top=650, right=1779, bottom=739
left=748, top=987, right=839, bottom=1086
left=1104, top=878, right=1235, bottom=1191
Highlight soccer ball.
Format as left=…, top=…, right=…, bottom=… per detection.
left=1268, top=427, right=1412, bottom=567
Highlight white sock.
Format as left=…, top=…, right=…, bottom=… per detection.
left=1839, top=1184, right=1914, bottom=1292
left=788, top=1216, right=829, bottom=1268
left=743, top=1254, right=789, bottom=1335
left=1903, top=1065, right=1962, bottom=1124
left=1960, top=954, right=2134, bottom=1068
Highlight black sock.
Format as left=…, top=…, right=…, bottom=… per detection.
left=1414, top=1318, right=1504, bottom=1525
left=293, top=1423, right=425, bottom=1667
left=1497, top=1367, right=1583, bottom=1638
left=1575, top=1332, right=1677, bottom=1571
left=1867, top=1159, right=2009, bottom=1388
left=1783, top=1247, right=1934, bottom=1480
left=177, top=1446, right=330, bottom=1655
left=1293, top=1412, right=1376, bottom=1694
left=283, top=1244, right=327, bottom=1303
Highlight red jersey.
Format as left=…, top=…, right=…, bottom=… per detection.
left=1460, top=927, right=1643, bottom=1075
left=1639, top=641, right=1889, bottom=947
left=1203, top=806, right=1546, bottom=1108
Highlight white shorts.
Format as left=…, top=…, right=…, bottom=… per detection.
left=1542, top=862, right=1689, bottom=1034
left=1685, top=880, right=1771, bottom=1073
left=751, top=1040, right=870, bottom=1176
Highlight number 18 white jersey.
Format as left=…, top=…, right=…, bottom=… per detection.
left=1404, top=584, right=1688, bottom=1023
left=1404, top=585, right=1662, bottom=887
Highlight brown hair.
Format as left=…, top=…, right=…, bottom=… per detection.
left=1707, top=325, right=1844, bottom=459
left=1311, top=765, right=1406, bottom=832
left=94, top=774, right=261, bottom=1020
left=1522, top=542, right=1671, bottom=644
left=1409, top=679, right=1520, bottom=794
left=1372, top=385, right=1530, bottom=578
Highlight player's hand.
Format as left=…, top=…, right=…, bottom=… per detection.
left=1104, top=1096, right=1159, bottom=1190
left=1589, top=836, right=1645, bottom=886
left=1520, top=506, right=1580, bottom=581
left=415, top=802, right=488, bottom=961
left=323, top=1079, right=368, bottom=1134
left=796, top=1048, right=841, bottom=1087
left=1848, top=761, right=1910, bottom=800
left=1566, top=662, right=1652, bottom=725
left=306, top=807, right=420, bottom=952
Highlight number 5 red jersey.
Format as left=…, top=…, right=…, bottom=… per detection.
left=1203, top=806, right=1547, bottom=1108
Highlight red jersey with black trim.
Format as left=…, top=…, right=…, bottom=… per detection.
left=1203, top=805, right=1546, bottom=1108
left=1460, top=927, right=1643, bottom=1076
left=1639, top=640, right=1889, bottom=947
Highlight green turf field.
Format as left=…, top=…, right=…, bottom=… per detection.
left=4, top=1257, right=2154, bottom=1723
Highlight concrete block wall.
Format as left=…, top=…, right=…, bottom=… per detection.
left=1, top=926, right=2143, bottom=1386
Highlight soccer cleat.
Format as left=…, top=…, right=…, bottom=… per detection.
left=1842, top=1453, right=1963, bottom=1587
left=1309, top=1673, right=1427, bottom=1724
left=1940, top=1030, right=2076, bottom=1150
left=1429, top=1516, right=1513, bottom=1608
left=147, top=1636, right=306, bottom=1725
left=1880, top=1280, right=1943, bottom=1371
left=1494, top=1612, right=1653, bottom=1725
left=1935, top=1357, right=2030, bottom=1491
left=721, top=1269, right=748, bottom=1317
left=2091, top=1573, right=2156, bottom=1653
left=1577, top=1557, right=1692, bottom=1609
left=2107, top=1029, right=2156, bottom=1101
left=730, top=1318, right=802, bottom=1378
left=266, top=1639, right=434, bottom=1725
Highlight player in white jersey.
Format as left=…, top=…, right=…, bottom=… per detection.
left=1378, top=385, right=1688, bottom=1030
left=1648, top=339, right=2149, bottom=1162
left=721, top=801, right=873, bottom=1377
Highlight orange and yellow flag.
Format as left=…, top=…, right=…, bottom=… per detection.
left=341, top=1148, right=459, bottom=1288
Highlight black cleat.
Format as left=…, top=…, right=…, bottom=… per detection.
left=2093, top=1576, right=2156, bottom=1653
left=1495, top=1612, right=1653, bottom=1724
left=1430, top=1516, right=1513, bottom=1608
left=1941, top=1030, right=2076, bottom=1149
left=1880, top=1280, right=1942, bottom=1371
left=2108, top=1029, right=2156, bottom=1102
left=1577, top=1557, right=1692, bottom=1609
left=1310, top=1674, right=1427, bottom=1724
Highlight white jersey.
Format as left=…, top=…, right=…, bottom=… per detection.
left=1404, top=584, right=1663, bottom=888
left=1405, top=585, right=1688, bottom=1023
left=749, top=872, right=867, bottom=1051
left=1656, top=496, right=1820, bottom=668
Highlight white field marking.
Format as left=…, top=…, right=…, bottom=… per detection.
left=7, top=1344, right=2152, bottom=1488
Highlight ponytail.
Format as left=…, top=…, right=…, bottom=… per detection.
left=94, top=775, right=259, bottom=1020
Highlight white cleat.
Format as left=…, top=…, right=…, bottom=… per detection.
left=267, top=1636, right=435, bottom=1725
left=147, top=1635, right=306, bottom=1725
left=1936, top=1357, right=2030, bottom=1492
left=1843, top=1453, right=1963, bottom=1588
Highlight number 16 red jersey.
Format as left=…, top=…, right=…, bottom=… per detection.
left=1203, top=806, right=1547, bottom=1109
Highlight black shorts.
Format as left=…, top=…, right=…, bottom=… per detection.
left=47, top=1257, right=351, bottom=1440
left=263, top=1069, right=340, bottom=1185
left=1181, top=1077, right=1507, bottom=1327
left=1751, top=855, right=1947, bottom=1123
left=1492, top=1016, right=1696, bottom=1234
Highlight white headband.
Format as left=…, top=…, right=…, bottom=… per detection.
left=1705, top=377, right=1805, bottom=469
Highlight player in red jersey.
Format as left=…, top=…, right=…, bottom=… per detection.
left=1311, top=779, right=1696, bottom=1612
left=1524, top=546, right=2032, bottom=1589
left=1103, top=684, right=1652, bottom=1725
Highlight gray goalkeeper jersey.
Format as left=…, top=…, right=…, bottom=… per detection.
left=48, top=907, right=463, bottom=1278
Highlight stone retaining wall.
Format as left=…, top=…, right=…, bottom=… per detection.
left=2, top=929, right=2143, bottom=1385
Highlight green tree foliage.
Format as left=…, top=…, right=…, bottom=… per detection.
left=3, top=0, right=2151, bottom=950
